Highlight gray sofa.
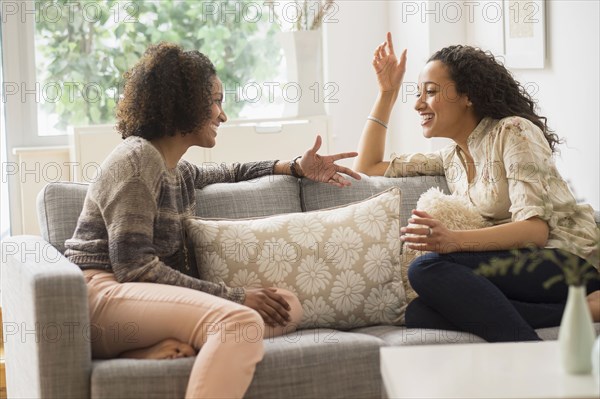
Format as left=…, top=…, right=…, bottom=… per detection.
left=2, top=174, right=599, bottom=399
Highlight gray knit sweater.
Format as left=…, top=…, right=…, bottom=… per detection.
left=65, top=136, right=276, bottom=303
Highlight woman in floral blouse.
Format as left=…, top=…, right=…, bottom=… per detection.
left=354, top=32, right=600, bottom=342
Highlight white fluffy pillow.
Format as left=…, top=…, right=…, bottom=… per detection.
left=401, top=187, right=491, bottom=301
left=185, top=188, right=405, bottom=330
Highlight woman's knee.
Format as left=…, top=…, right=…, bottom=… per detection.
left=225, top=305, right=264, bottom=328
left=202, top=306, right=265, bottom=347
left=275, top=289, right=304, bottom=329
left=407, top=252, right=444, bottom=289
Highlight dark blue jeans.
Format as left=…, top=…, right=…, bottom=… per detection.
left=405, top=248, right=600, bottom=342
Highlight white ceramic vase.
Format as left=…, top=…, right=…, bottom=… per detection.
left=279, top=30, right=325, bottom=117
left=592, top=336, right=600, bottom=385
left=558, top=285, right=596, bottom=374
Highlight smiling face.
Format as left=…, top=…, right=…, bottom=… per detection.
left=414, top=61, right=478, bottom=143
left=195, top=76, right=227, bottom=148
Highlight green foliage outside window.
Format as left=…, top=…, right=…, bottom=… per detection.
left=35, top=0, right=283, bottom=131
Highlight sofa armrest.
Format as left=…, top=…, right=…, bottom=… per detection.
left=1, top=236, right=91, bottom=399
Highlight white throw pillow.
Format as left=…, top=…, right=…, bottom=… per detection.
left=185, top=188, right=405, bottom=330
left=402, top=187, right=492, bottom=302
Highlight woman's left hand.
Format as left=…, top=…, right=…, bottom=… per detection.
left=400, top=210, right=460, bottom=253
left=298, top=135, right=362, bottom=187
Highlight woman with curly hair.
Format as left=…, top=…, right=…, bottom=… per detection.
left=65, top=42, right=360, bottom=398
left=354, top=33, right=600, bottom=342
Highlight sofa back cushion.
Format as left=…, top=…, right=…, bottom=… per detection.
left=302, top=175, right=449, bottom=226
left=195, top=175, right=301, bottom=218
left=37, top=182, right=89, bottom=254
left=37, top=175, right=455, bottom=254
left=37, top=176, right=302, bottom=254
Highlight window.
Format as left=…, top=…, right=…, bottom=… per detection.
left=2, top=0, right=335, bottom=236
left=15, top=0, right=288, bottom=137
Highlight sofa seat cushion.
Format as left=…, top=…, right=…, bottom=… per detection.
left=352, top=323, right=600, bottom=345
left=91, top=357, right=193, bottom=399
left=90, top=329, right=384, bottom=399
left=536, top=323, right=600, bottom=340
left=352, top=325, right=485, bottom=345
left=247, top=329, right=384, bottom=399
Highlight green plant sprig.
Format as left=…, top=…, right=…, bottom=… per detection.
left=475, top=248, right=599, bottom=288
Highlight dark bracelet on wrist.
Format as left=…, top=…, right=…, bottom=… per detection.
left=289, top=155, right=303, bottom=178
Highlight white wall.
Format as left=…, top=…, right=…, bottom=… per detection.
left=516, top=0, right=599, bottom=209
left=323, top=1, right=390, bottom=165
left=327, top=1, right=598, bottom=209
left=324, top=0, right=462, bottom=164
left=389, top=0, right=467, bottom=155
left=388, top=0, right=433, bottom=156
left=466, top=0, right=599, bottom=209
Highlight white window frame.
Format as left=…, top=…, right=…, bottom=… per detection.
left=2, top=1, right=78, bottom=235
left=2, top=0, right=68, bottom=148
left=1, top=0, right=328, bottom=235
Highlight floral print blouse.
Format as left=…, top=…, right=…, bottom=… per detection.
left=384, top=116, right=599, bottom=269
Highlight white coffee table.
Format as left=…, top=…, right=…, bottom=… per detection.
left=380, top=341, right=599, bottom=398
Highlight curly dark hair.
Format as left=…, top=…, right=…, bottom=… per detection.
left=116, top=42, right=216, bottom=140
left=428, top=45, right=561, bottom=152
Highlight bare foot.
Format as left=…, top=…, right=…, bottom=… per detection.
left=120, top=338, right=197, bottom=360
left=587, top=291, right=600, bottom=323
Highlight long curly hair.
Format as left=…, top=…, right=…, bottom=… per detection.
left=116, top=42, right=216, bottom=140
left=428, top=45, right=561, bottom=152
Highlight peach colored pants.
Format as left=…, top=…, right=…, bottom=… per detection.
left=83, top=270, right=303, bottom=399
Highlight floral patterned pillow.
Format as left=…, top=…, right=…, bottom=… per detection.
left=184, top=188, right=406, bottom=330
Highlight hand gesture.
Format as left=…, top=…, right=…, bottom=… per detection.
left=372, top=32, right=407, bottom=93
left=243, top=287, right=291, bottom=327
left=400, top=210, right=459, bottom=254
left=298, top=135, right=362, bottom=187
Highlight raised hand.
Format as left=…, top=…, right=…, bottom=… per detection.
left=298, top=135, right=362, bottom=187
left=372, top=32, right=407, bottom=93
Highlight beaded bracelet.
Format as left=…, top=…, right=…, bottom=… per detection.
left=289, top=155, right=303, bottom=178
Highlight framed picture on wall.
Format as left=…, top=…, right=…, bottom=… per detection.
left=502, top=0, right=546, bottom=69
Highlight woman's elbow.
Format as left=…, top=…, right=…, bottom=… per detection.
left=352, top=160, right=367, bottom=175
left=353, top=161, right=388, bottom=177
left=530, top=217, right=550, bottom=247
